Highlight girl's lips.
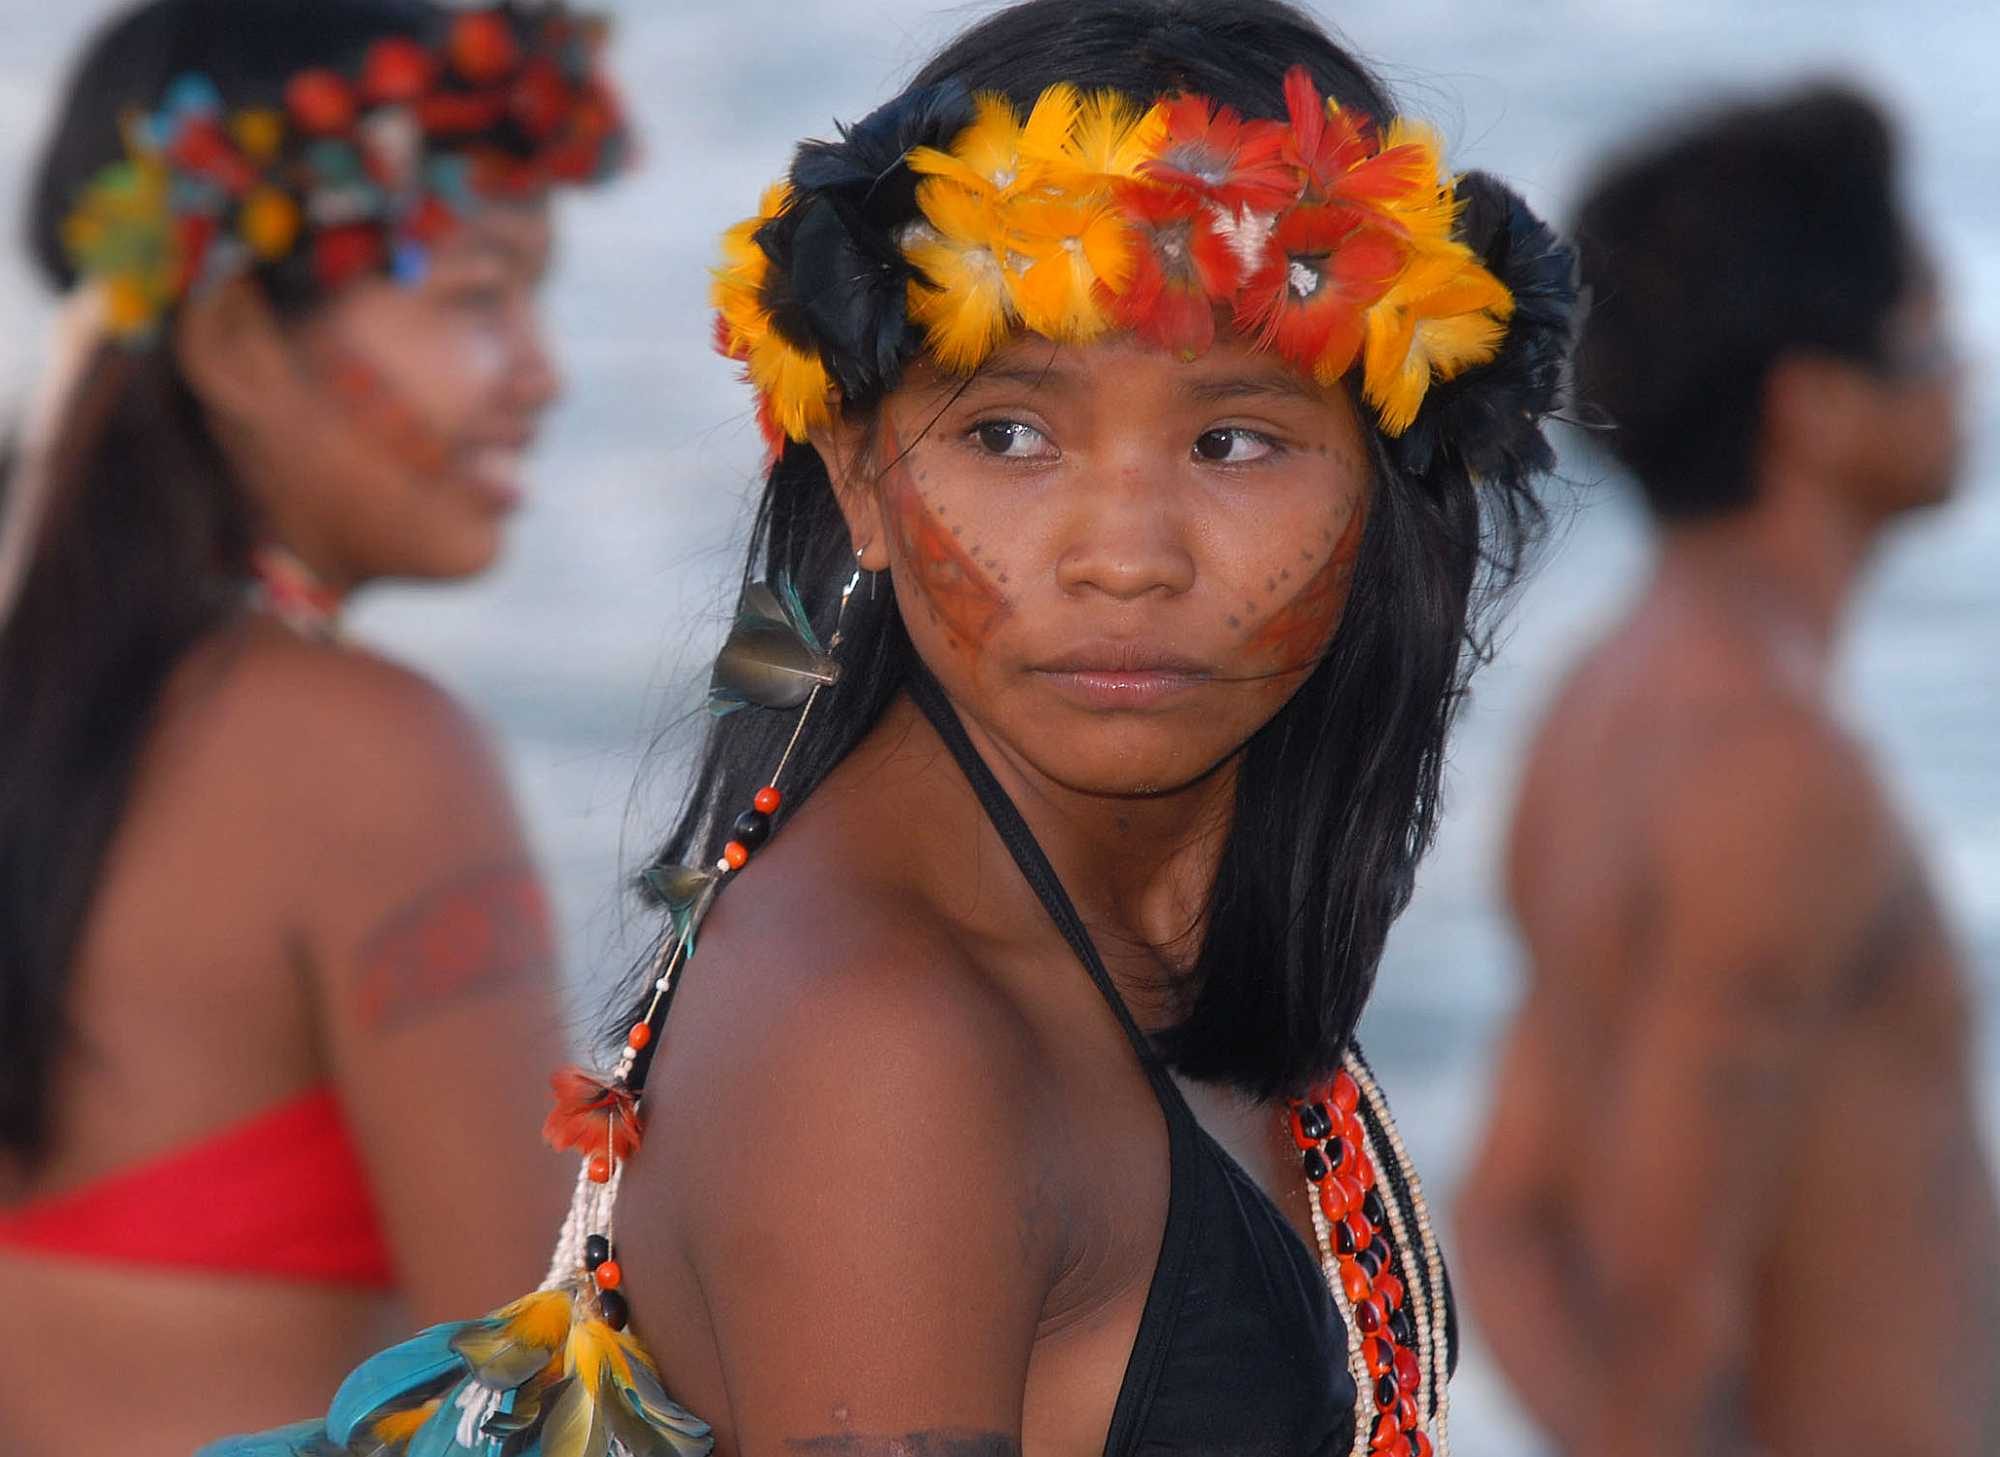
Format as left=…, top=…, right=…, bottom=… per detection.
left=1035, top=668, right=1211, bottom=709
left=457, top=445, right=527, bottom=512
left=1031, top=645, right=1215, bottom=709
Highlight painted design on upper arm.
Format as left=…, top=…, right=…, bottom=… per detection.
left=878, top=418, right=1012, bottom=651
left=1241, top=500, right=1366, bottom=668
left=786, top=1431, right=1019, bottom=1456
left=352, top=859, right=553, bottom=1031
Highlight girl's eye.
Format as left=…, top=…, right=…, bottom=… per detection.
left=971, top=420, right=1054, bottom=459
left=1194, top=427, right=1278, bottom=464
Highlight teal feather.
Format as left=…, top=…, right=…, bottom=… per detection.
left=326, top=1323, right=472, bottom=1444
left=193, top=1420, right=341, bottom=1457
left=772, top=573, right=824, bottom=653
left=708, top=579, right=839, bottom=714
left=406, top=1390, right=479, bottom=1457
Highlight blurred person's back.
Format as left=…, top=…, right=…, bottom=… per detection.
left=1459, top=85, right=1998, bottom=1456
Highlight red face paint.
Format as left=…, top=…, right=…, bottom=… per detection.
left=1242, top=502, right=1366, bottom=669
left=879, top=417, right=1011, bottom=651
left=321, top=340, right=454, bottom=477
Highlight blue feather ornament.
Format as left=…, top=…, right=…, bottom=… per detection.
left=199, top=1290, right=711, bottom=1457
left=707, top=576, right=838, bottom=715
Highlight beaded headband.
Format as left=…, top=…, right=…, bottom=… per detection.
left=714, top=66, right=1529, bottom=452
left=60, top=3, right=628, bottom=340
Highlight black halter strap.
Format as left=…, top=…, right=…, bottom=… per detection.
left=904, top=668, right=1166, bottom=1077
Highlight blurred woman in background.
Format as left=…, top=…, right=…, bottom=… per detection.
left=0, top=2, right=624, bottom=1451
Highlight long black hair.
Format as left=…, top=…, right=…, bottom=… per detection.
left=0, top=0, right=441, bottom=1163
left=630, top=0, right=1577, bottom=1099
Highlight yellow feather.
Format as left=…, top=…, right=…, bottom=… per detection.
left=565, top=1318, right=626, bottom=1398
left=371, top=1400, right=443, bottom=1446
left=910, top=91, right=1032, bottom=195
left=1029, top=88, right=1164, bottom=185
left=1016, top=83, right=1081, bottom=183
left=748, top=334, right=835, bottom=441
left=1361, top=239, right=1514, bottom=434
left=711, top=181, right=791, bottom=354
left=906, top=242, right=1013, bottom=373
left=496, top=1289, right=577, bottom=1351
left=1003, top=195, right=1130, bottom=340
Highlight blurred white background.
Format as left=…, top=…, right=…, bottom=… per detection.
left=3, top=3, right=1996, bottom=1451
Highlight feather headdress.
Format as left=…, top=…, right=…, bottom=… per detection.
left=710, top=66, right=1568, bottom=459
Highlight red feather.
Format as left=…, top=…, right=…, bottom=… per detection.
left=543, top=1066, right=644, bottom=1161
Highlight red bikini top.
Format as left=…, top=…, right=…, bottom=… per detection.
left=0, top=1084, right=396, bottom=1286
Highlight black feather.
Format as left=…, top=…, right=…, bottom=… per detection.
left=775, top=81, right=976, bottom=403
left=1392, top=172, right=1581, bottom=486
left=791, top=79, right=974, bottom=220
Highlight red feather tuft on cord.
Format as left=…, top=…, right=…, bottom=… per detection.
left=543, top=1066, right=644, bottom=1161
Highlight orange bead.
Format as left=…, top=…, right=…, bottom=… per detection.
left=1340, top=1258, right=1372, bottom=1304
left=1353, top=1150, right=1376, bottom=1189
left=754, top=786, right=782, bottom=814
left=1355, top=1293, right=1385, bottom=1333
left=1376, top=1273, right=1405, bottom=1310
left=587, top=1154, right=613, bottom=1183
left=1344, top=1211, right=1373, bottom=1250
left=1394, top=1346, right=1421, bottom=1392
left=1397, top=1394, right=1420, bottom=1431
left=1335, top=1175, right=1365, bottom=1214
left=594, top=1259, right=623, bottom=1291
left=1377, top=1438, right=1411, bottom=1457
left=1332, top=1068, right=1360, bottom=1113
left=722, top=841, right=750, bottom=871
left=1364, top=1335, right=1394, bottom=1377
left=1371, top=1414, right=1398, bottom=1449
left=1317, top=1179, right=1350, bottom=1222
left=626, top=1022, right=652, bottom=1051
left=1411, top=1434, right=1433, bottom=1457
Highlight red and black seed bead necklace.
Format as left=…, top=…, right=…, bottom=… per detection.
left=1287, top=1060, right=1451, bottom=1457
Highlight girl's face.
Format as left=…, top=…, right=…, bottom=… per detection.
left=838, top=332, right=1374, bottom=798
left=218, top=203, right=560, bottom=589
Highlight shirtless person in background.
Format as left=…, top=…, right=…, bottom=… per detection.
left=1458, top=84, right=1998, bottom=1456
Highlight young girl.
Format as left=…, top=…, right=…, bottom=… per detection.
left=209, top=1, right=1575, bottom=1454
left=0, top=3, right=623, bottom=1452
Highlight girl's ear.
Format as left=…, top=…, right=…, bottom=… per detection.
left=810, top=413, right=892, bottom=572
left=172, top=276, right=301, bottom=429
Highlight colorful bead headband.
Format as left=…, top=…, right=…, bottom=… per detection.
left=713, top=66, right=1519, bottom=451
left=61, top=3, right=628, bottom=340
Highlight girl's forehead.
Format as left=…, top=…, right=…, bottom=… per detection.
left=900, top=332, right=1347, bottom=405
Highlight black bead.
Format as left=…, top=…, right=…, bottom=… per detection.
left=1376, top=1374, right=1398, bottom=1410
left=1356, top=1245, right=1383, bottom=1280
left=1302, top=1102, right=1333, bottom=1140
left=731, top=808, right=772, bottom=850
left=599, top=1288, right=631, bottom=1331
left=1367, top=1236, right=1393, bottom=1271
left=1388, top=1308, right=1415, bottom=1347
left=583, top=1235, right=612, bottom=1271
left=1335, top=1220, right=1359, bottom=1257
left=1324, top=1136, right=1347, bottom=1172
left=1301, top=1148, right=1329, bottom=1183
left=1363, top=1189, right=1387, bottom=1227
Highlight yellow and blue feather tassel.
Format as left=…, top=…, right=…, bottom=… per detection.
left=199, top=1288, right=711, bottom=1457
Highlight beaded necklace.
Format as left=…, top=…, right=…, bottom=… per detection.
left=248, top=542, right=342, bottom=641
left=1286, top=1055, right=1452, bottom=1457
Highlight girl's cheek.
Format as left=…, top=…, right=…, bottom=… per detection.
left=1235, top=498, right=1367, bottom=671
left=316, top=337, right=455, bottom=477
left=878, top=417, right=1013, bottom=655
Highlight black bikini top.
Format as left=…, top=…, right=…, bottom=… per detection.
left=908, top=672, right=1455, bottom=1457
